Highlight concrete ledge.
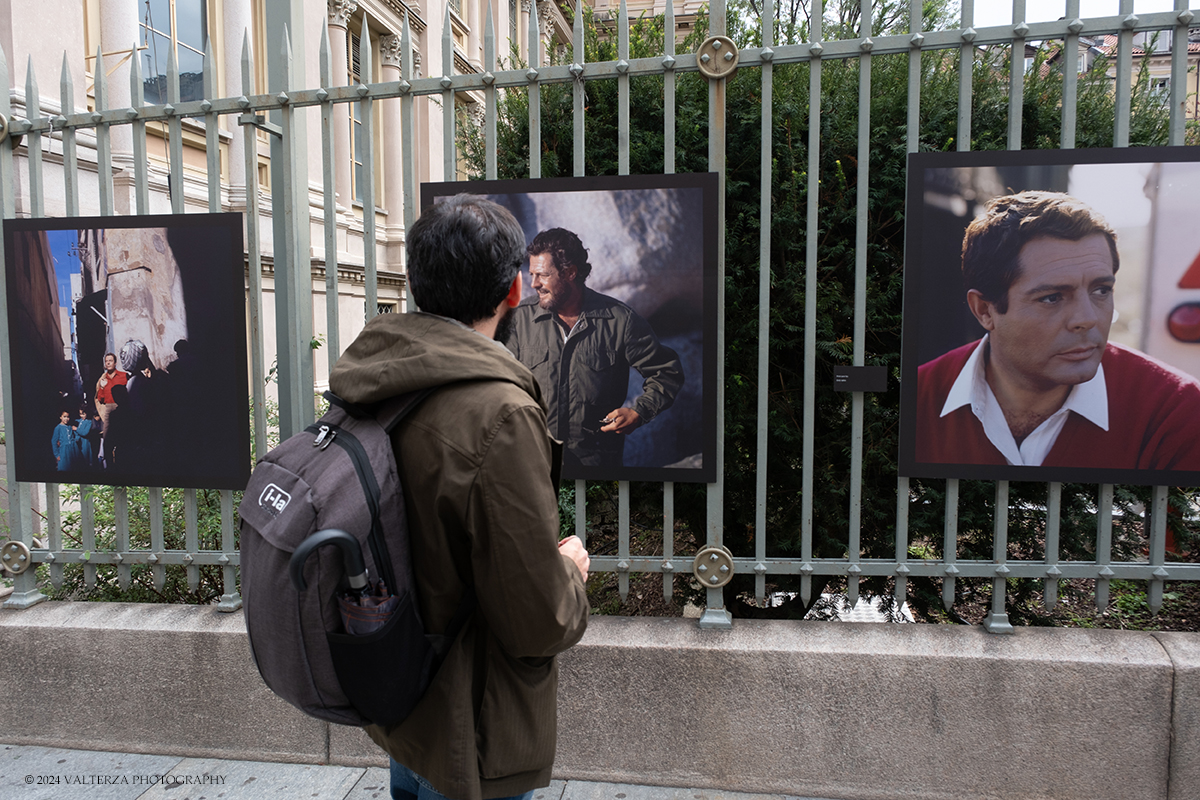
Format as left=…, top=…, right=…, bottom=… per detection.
left=0, top=603, right=1192, bottom=800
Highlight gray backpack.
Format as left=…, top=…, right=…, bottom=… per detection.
left=238, top=390, right=471, bottom=727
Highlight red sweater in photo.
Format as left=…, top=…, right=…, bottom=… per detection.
left=916, top=340, right=1200, bottom=471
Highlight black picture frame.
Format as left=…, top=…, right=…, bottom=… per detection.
left=3, top=213, right=251, bottom=490
left=899, top=147, right=1200, bottom=486
left=421, top=173, right=720, bottom=483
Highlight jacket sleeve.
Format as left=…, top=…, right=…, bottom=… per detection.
left=625, top=311, right=684, bottom=424
left=470, top=402, right=589, bottom=659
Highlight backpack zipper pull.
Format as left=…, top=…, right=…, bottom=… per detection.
left=313, top=425, right=335, bottom=449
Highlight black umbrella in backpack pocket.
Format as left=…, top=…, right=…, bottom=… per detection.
left=289, top=529, right=437, bottom=727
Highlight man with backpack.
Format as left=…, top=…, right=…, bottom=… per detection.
left=328, top=194, right=591, bottom=800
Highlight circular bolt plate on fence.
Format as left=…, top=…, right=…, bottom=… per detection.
left=693, top=545, right=735, bottom=588
left=1, top=540, right=32, bottom=574
left=696, top=36, right=739, bottom=80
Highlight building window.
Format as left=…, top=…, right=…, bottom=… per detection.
left=140, top=0, right=208, bottom=104
left=377, top=302, right=395, bottom=315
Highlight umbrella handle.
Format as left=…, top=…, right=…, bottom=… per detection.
left=289, top=529, right=370, bottom=593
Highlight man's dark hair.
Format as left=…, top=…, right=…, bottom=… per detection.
left=527, top=228, right=592, bottom=285
left=407, top=195, right=525, bottom=325
left=961, top=191, right=1120, bottom=314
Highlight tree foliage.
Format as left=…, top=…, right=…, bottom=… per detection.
left=459, top=0, right=1196, bottom=621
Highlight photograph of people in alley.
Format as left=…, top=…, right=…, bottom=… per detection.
left=4, top=213, right=250, bottom=489
left=422, top=173, right=719, bottom=484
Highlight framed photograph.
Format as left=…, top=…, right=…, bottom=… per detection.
left=900, top=147, right=1200, bottom=486
left=422, top=173, right=719, bottom=483
left=3, top=213, right=250, bottom=490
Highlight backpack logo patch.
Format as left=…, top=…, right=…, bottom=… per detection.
left=259, top=483, right=292, bottom=516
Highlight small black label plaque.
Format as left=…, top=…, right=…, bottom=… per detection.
left=834, top=366, right=887, bottom=393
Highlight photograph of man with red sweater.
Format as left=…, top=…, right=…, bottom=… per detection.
left=915, top=191, right=1200, bottom=473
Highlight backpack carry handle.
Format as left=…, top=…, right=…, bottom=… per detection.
left=290, top=529, right=369, bottom=593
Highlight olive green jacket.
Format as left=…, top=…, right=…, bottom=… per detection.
left=506, top=288, right=684, bottom=468
left=329, top=312, right=589, bottom=800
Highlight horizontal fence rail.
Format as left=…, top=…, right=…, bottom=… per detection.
left=0, top=0, right=1197, bottom=631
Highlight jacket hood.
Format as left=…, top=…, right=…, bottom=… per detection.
left=328, top=312, right=544, bottom=409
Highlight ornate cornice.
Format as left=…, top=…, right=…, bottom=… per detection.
left=327, top=0, right=358, bottom=28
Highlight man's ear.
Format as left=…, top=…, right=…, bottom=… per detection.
left=562, top=264, right=577, bottom=285
left=966, top=290, right=999, bottom=331
left=505, top=272, right=522, bottom=308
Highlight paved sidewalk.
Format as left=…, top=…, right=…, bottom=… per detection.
left=1, top=744, right=842, bottom=800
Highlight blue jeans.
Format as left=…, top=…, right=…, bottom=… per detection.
left=390, top=758, right=535, bottom=800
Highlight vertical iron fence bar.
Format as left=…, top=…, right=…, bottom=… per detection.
left=165, top=28, right=187, bottom=598
left=0, top=46, right=45, bottom=608
left=799, top=0, right=823, bottom=610
left=122, top=53, right=147, bottom=581
left=699, top=0, right=731, bottom=630
left=1007, top=0, right=1026, bottom=150
left=443, top=7, right=456, bottom=183
left=1044, top=482, right=1061, bottom=609
left=185, top=483, right=199, bottom=591
left=361, top=19, right=379, bottom=320
left=242, top=33, right=268, bottom=459
left=115, top=486, right=130, bottom=588
left=204, top=41, right=220, bottom=213
left=618, top=481, right=630, bottom=600
left=956, top=0, right=973, bottom=152
left=753, top=0, right=773, bottom=605
left=320, top=27, right=342, bottom=360
left=615, top=0, right=631, bottom=606
left=942, top=474, right=958, bottom=611
left=617, top=0, right=629, bottom=176
left=572, top=0, right=584, bottom=178
left=278, top=26, right=315, bottom=437
left=150, top=488, right=166, bottom=589
left=660, top=0, right=676, bottom=601
left=897, top=0, right=922, bottom=609
left=218, top=488, right=240, bottom=609
left=847, top=0, right=873, bottom=610
left=1061, top=0, right=1080, bottom=148
left=942, top=0, right=972, bottom=618
left=571, top=1, right=586, bottom=547
left=1113, top=0, right=1134, bottom=146
left=1169, top=0, right=1191, bottom=145
left=1148, top=484, right=1168, bottom=613
left=527, top=0, right=540, bottom=179
left=24, top=58, right=54, bottom=603
left=486, top=2, right=498, bottom=181
left=401, top=14, right=417, bottom=311
left=983, top=481, right=1013, bottom=633
left=207, top=39, right=238, bottom=609
left=663, top=0, right=675, bottom=176
left=84, top=52, right=105, bottom=591
left=1095, top=482, right=1113, bottom=611
left=95, top=46, right=115, bottom=218
left=168, top=48, right=184, bottom=213
left=46, top=482, right=62, bottom=588
left=61, top=55, right=78, bottom=217
left=130, top=49, right=149, bottom=215
left=60, top=52, right=87, bottom=594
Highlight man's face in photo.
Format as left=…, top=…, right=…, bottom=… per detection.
left=104, top=354, right=116, bottom=372
left=529, top=253, right=575, bottom=313
left=979, top=233, right=1116, bottom=394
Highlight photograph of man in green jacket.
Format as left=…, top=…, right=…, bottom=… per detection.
left=506, top=227, right=685, bottom=473
left=329, top=195, right=591, bottom=800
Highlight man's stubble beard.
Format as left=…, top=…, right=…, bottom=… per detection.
left=494, top=304, right=515, bottom=344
